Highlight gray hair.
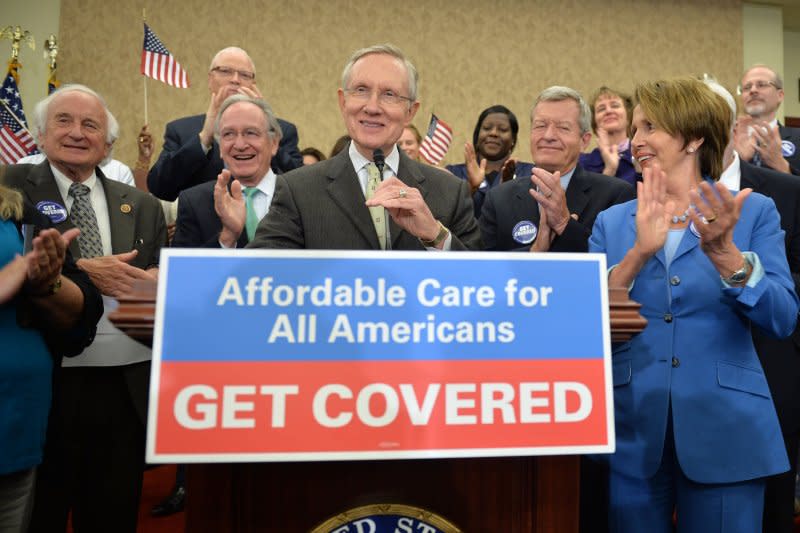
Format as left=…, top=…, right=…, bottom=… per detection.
left=213, top=94, right=283, bottom=142
left=703, top=78, right=737, bottom=128
left=33, top=83, right=119, bottom=164
left=743, top=64, right=783, bottom=90
left=531, top=86, right=592, bottom=135
left=341, top=43, right=419, bottom=102
left=209, top=46, right=256, bottom=76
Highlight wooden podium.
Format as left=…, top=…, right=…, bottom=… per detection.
left=111, top=283, right=644, bottom=532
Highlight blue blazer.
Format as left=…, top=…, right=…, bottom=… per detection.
left=589, top=192, right=798, bottom=483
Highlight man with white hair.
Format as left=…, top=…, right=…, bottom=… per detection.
left=734, top=64, right=800, bottom=176
left=2, top=83, right=167, bottom=533
left=480, top=85, right=634, bottom=252
left=147, top=46, right=302, bottom=201
left=708, top=77, right=800, bottom=533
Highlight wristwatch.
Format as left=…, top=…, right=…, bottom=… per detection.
left=420, top=221, right=450, bottom=248
left=721, top=255, right=749, bottom=285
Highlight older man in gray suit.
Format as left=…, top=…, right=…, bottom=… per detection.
left=246, top=44, right=480, bottom=251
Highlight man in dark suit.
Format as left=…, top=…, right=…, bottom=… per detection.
left=173, top=95, right=282, bottom=249
left=147, top=46, right=302, bottom=201
left=480, top=86, right=634, bottom=253
left=3, top=84, right=167, bottom=533
left=248, top=44, right=480, bottom=251
left=709, top=78, right=800, bottom=533
left=734, top=64, right=800, bottom=177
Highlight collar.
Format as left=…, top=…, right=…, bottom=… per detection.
left=243, top=169, right=277, bottom=196
left=349, top=142, right=400, bottom=177
left=51, top=163, right=99, bottom=201
left=719, top=151, right=741, bottom=191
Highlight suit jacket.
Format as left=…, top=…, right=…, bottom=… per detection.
left=446, top=161, right=535, bottom=219
left=147, top=113, right=302, bottom=201
left=778, top=124, right=800, bottom=176
left=590, top=192, right=798, bottom=483
left=480, top=165, right=634, bottom=252
left=172, top=180, right=249, bottom=248
left=247, top=148, right=481, bottom=251
left=3, top=161, right=167, bottom=423
left=741, top=160, right=800, bottom=435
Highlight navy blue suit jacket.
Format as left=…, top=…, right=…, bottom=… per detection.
left=480, top=165, right=634, bottom=252
left=147, top=113, right=302, bottom=201
left=172, top=180, right=249, bottom=249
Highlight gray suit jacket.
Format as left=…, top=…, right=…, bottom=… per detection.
left=3, top=161, right=167, bottom=422
left=248, top=148, right=481, bottom=251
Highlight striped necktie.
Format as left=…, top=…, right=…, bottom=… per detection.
left=68, top=182, right=104, bottom=258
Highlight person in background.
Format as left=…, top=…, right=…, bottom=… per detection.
left=590, top=77, right=798, bottom=532
left=446, top=105, right=534, bottom=219
left=301, top=147, right=326, bottom=166
left=329, top=134, right=351, bottom=158
left=735, top=64, right=800, bottom=176
left=0, top=180, right=102, bottom=533
left=579, top=87, right=638, bottom=185
left=147, top=46, right=302, bottom=201
left=132, top=125, right=153, bottom=191
left=706, top=78, right=800, bottom=533
left=398, top=124, right=422, bottom=161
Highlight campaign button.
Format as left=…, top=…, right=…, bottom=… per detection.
left=512, top=220, right=537, bottom=244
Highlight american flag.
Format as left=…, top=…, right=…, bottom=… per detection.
left=419, top=114, right=453, bottom=165
left=0, top=63, right=36, bottom=164
left=141, top=23, right=189, bottom=88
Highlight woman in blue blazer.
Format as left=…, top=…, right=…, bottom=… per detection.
left=589, top=78, right=799, bottom=532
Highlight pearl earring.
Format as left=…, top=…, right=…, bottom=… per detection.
left=687, top=146, right=696, bottom=153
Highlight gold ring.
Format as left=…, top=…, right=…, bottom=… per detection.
left=706, top=214, right=718, bottom=223
left=139, top=136, right=145, bottom=143
left=398, top=189, right=407, bottom=199
left=545, top=192, right=552, bottom=198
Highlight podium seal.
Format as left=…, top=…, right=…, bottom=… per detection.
left=311, top=503, right=462, bottom=533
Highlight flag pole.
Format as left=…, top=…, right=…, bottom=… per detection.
left=0, top=98, right=34, bottom=138
left=142, top=8, right=148, bottom=125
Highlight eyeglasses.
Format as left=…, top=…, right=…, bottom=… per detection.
left=344, top=86, right=413, bottom=107
left=219, top=128, right=270, bottom=142
left=211, top=66, right=256, bottom=82
left=741, top=80, right=778, bottom=92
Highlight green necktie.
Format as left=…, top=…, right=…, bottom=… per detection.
left=365, top=163, right=386, bottom=249
left=243, top=187, right=260, bottom=241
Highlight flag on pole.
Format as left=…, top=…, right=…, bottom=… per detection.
left=0, top=60, right=36, bottom=164
left=419, top=114, right=453, bottom=165
left=141, top=23, right=189, bottom=88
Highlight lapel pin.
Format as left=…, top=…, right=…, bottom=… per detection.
left=120, top=203, right=132, bottom=214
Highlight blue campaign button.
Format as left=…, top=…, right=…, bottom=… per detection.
left=512, top=220, right=537, bottom=244
left=782, top=140, right=796, bottom=158
left=36, top=200, right=68, bottom=224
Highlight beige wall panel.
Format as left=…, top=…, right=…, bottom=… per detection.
left=58, top=0, right=742, bottom=169
left=784, top=30, right=799, bottom=118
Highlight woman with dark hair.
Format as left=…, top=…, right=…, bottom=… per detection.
left=0, top=181, right=102, bottom=531
left=446, top=105, right=533, bottom=218
left=301, top=147, right=326, bottom=166
left=590, top=77, right=798, bottom=531
left=580, top=87, right=638, bottom=185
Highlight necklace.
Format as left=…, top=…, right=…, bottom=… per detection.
left=671, top=209, right=690, bottom=224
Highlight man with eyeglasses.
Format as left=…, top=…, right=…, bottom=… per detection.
left=247, top=43, right=480, bottom=251
left=147, top=47, right=302, bottom=201
left=172, top=95, right=282, bottom=249
left=735, top=64, right=799, bottom=176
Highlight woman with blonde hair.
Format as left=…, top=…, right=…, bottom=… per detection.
left=589, top=78, right=798, bottom=531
